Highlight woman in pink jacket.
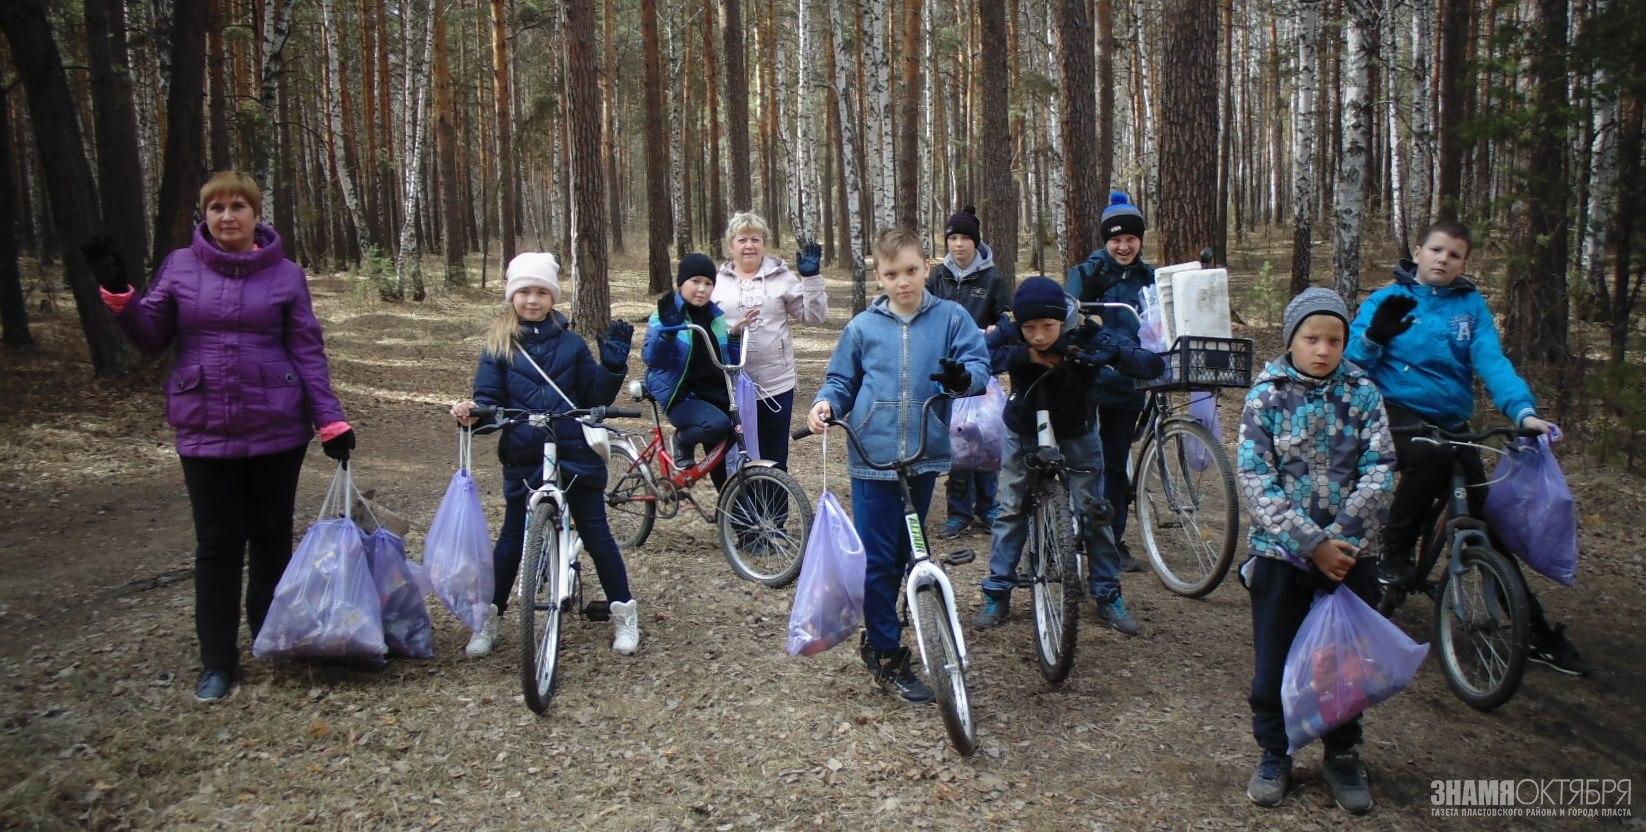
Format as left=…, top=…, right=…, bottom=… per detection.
left=711, top=211, right=827, bottom=471
left=84, top=171, right=352, bottom=703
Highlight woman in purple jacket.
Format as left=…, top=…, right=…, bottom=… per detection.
left=85, top=171, right=353, bottom=703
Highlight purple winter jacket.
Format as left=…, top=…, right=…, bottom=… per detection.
left=116, top=222, right=347, bottom=458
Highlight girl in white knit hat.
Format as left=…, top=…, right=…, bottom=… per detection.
left=450, top=252, right=644, bottom=657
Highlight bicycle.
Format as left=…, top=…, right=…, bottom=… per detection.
left=603, top=320, right=813, bottom=587
left=1088, top=300, right=1250, bottom=598
left=793, top=393, right=980, bottom=756
left=467, top=402, right=641, bottom=715
left=1375, top=423, right=1541, bottom=711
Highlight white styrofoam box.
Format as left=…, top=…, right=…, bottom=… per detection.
left=1170, top=268, right=1233, bottom=338
left=1150, top=260, right=1204, bottom=345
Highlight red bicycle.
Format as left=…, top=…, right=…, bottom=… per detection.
left=603, top=321, right=812, bottom=587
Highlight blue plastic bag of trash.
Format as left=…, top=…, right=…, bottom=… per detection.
left=426, top=430, right=495, bottom=634
left=950, top=378, right=1007, bottom=471
left=362, top=528, right=435, bottom=659
left=1484, top=434, right=1579, bottom=587
left=253, top=465, right=387, bottom=663
left=1282, top=585, right=1428, bottom=754
left=787, top=491, right=866, bottom=656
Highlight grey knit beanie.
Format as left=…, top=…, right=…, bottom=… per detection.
left=1283, top=287, right=1350, bottom=346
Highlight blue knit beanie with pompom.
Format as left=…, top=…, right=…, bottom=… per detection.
left=1100, top=192, right=1146, bottom=242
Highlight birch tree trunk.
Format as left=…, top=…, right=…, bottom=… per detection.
left=1332, top=0, right=1375, bottom=306
left=1580, top=0, right=1618, bottom=322
left=319, top=0, right=370, bottom=260
left=794, top=0, right=821, bottom=239
left=863, top=0, right=895, bottom=230
left=392, top=0, right=439, bottom=301
left=669, top=0, right=691, bottom=258
left=1409, top=0, right=1434, bottom=232
left=1385, top=0, right=1408, bottom=253
left=827, top=0, right=869, bottom=310
left=1289, top=0, right=1320, bottom=293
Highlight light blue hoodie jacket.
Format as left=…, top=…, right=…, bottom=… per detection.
left=813, top=291, right=991, bottom=481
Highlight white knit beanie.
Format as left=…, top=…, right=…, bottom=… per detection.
left=504, top=252, right=561, bottom=304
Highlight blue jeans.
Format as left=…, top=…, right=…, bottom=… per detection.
left=982, top=430, right=1124, bottom=602
left=669, top=397, right=733, bottom=489
left=494, top=468, right=632, bottom=612
left=852, top=473, right=937, bottom=652
left=945, top=468, right=998, bottom=523
left=1098, top=406, right=1143, bottom=540
left=1248, top=555, right=1377, bottom=756
left=752, top=388, right=796, bottom=470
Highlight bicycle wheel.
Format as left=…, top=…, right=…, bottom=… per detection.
left=914, top=586, right=977, bottom=756
left=1433, top=545, right=1530, bottom=711
left=717, top=466, right=812, bottom=587
left=1134, top=417, right=1239, bottom=598
left=604, top=443, right=656, bottom=550
left=519, top=508, right=563, bottom=715
left=1029, top=478, right=1080, bottom=683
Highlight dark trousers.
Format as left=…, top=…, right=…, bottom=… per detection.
left=179, top=444, right=308, bottom=673
left=852, top=473, right=937, bottom=652
left=1098, top=407, right=1143, bottom=539
left=752, top=388, right=796, bottom=471
left=1382, top=403, right=1487, bottom=561
left=668, top=397, right=733, bottom=489
left=944, top=468, right=998, bottom=523
left=493, top=470, right=632, bottom=612
left=1248, top=555, right=1379, bottom=757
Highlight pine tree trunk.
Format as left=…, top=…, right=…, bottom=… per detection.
left=0, top=0, right=127, bottom=373
left=979, top=0, right=1018, bottom=278
left=1289, top=0, right=1320, bottom=292
left=1609, top=93, right=1641, bottom=366
left=150, top=0, right=210, bottom=268
left=1504, top=0, right=1569, bottom=366
left=492, top=0, right=517, bottom=264
left=567, top=0, right=611, bottom=336
left=1434, top=0, right=1468, bottom=222
left=1215, top=0, right=1234, bottom=263
left=701, top=0, right=727, bottom=241
left=1332, top=0, right=1375, bottom=307
left=1055, top=0, right=1097, bottom=268
left=643, top=0, right=675, bottom=293
left=434, top=0, right=466, bottom=284
left=0, top=95, right=33, bottom=348
left=669, top=0, right=692, bottom=258
left=827, top=0, right=869, bottom=311
left=897, top=0, right=923, bottom=229
left=84, top=0, right=149, bottom=279
left=1580, top=0, right=1618, bottom=322
left=722, top=0, right=752, bottom=212
left=1157, top=0, right=1217, bottom=265
left=604, top=0, right=626, bottom=251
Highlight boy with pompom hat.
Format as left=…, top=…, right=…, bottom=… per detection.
left=1063, top=192, right=1164, bottom=571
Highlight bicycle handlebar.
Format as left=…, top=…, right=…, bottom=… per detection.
left=1391, top=423, right=1543, bottom=444
left=792, top=394, right=953, bottom=471
left=655, top=321, right=747, bottom=372
left=466, top=404, right=641, bottom=430
left=1077, top=301, right=1144, bottom=328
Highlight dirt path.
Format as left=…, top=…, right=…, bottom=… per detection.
left=1, top=257, right=1642, bottom=830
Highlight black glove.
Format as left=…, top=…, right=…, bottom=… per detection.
left=930, top=358, right=972, bottom=394
left=993, top=312, right=1020, bottom=343
left=1062, top=337, right=1119, bottom=368
left=322, top=428, right=356, bottom=462
left=1365, top=294, right=1417, bottom=345
left=656, top=294, right=685, bottom=331
left=796, top=241, right=823, bottom=277
left=600, top=319, right=634, bottom=369
left=80, top=237, right=131, bottom=294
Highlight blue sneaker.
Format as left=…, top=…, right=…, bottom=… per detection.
left=980, top=505, right=1003, bottom=529
left=939, top=517, right=971, bottom=540
left=972, top=589, right=1010, bottom=629
left=1097, top=595, right=1142, bottom=636
left=1247, top=751, right=1293, bottom=807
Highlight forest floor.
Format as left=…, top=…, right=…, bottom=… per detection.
left=1, top=243, right=1643, bottom=831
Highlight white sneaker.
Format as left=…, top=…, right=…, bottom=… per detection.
left=609, top=599, right=639, bottom=656
left=465, top=603, right=499, bottom=657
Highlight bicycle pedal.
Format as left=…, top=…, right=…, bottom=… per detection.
left=941, top=549, right=976, bottom=567
left=581, top=600, right=611, bottom=621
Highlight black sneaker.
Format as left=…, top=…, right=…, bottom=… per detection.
left=938, top=517, right=971, bottom=540
left=972, top=590, right=1010, bottom=629
left=1116, top=541, right=1147, bottom=573
left=1246, top=751, right=1292, bottom=807
left=1322, top=747, right=1374, bottom=815
left=862, top=640, right=934, bottom=704
left=1529, top=625, right=1594, bottom=677
left=1377, top=553, right=1415, bottom=587
left=194, top=668, right=236, bottom=703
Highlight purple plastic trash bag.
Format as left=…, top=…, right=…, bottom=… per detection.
left=1282, top=585, right=1429, bottom=754
left=426, top=435, right=495, bottom=633
left=787, top=491, right=867, bottom=656
left=1484, top=434, right=1579, bottom=586
left=728, top=372, right=762, bottom=476
left=362, top=528, right=435, bottom=659
left=950, top=378, right=1006, bottom=471
left=1185, top=392, right=1222, bottom=472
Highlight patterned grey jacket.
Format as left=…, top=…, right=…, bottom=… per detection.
left=1236, top=355, right=1396, bottom=570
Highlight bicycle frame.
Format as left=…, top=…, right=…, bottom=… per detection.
left=523, top=416, right=583, bottom=615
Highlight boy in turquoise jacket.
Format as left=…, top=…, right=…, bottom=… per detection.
left=807, top=228, right=990, bottom=702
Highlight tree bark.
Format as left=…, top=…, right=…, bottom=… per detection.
left=723, top=0, right=753, bottom=211
left=643, top=0, right=675, bottom=293
left=897, top=0, right=923, bottom=229
left=1157, top=0, right=1218, bottom=265
left=979, top=0, right=1018, bottom=278
left=0, top=0, right=127, bottom=373
left=1096, top=0, right=1115, bottom=197
left=319, top=0, right=369, bottom=261
left=84, top=0, right=149, bottom=280
left=1609, top=93, right=1642, bottom=366
left=1504, top=0, right=1570, bottom=366
left=150, top=0, right=210, bottom=268
left=863, top=0, right=895, bottom=229
left=392, top=0, right=439, bottom=302
left=492, top=0, right=517, bottom=264
left=1289, top=0, right=1321, bottom=292
left=827, top=0, right=869, bottom=311
left=567, top=0, right=611, bottom=336
left=206, top=0, right=231, bottom=170
left=0, top=93, right=32, bottom=348
left=702, top=0, right=727, bottom=241
left=1215, top=0, right=1233, bottom=263
left=434, top=0, right=466, bottom=284
left=1434, top=0, right=1469, bottom=221
left=605, top=0, right=626, bottom=251
left=1057, top=0, right=1099, bottom=267
left=1332, top=0, right=1376, bottom=307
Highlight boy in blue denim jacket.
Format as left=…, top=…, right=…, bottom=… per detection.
left=972, top=277, right=1163, bottom=636
left=1237, top=288, right=1394, bottom=815
left=807, top=228, right=990, bottom=702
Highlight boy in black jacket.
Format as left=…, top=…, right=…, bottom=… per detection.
left=973, top=277, right=1164, bottom=636
left=926, top=207, right=1013, bottom=539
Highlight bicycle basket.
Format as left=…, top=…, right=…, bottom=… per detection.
left=1138, top=336, right=1254, bottom=391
